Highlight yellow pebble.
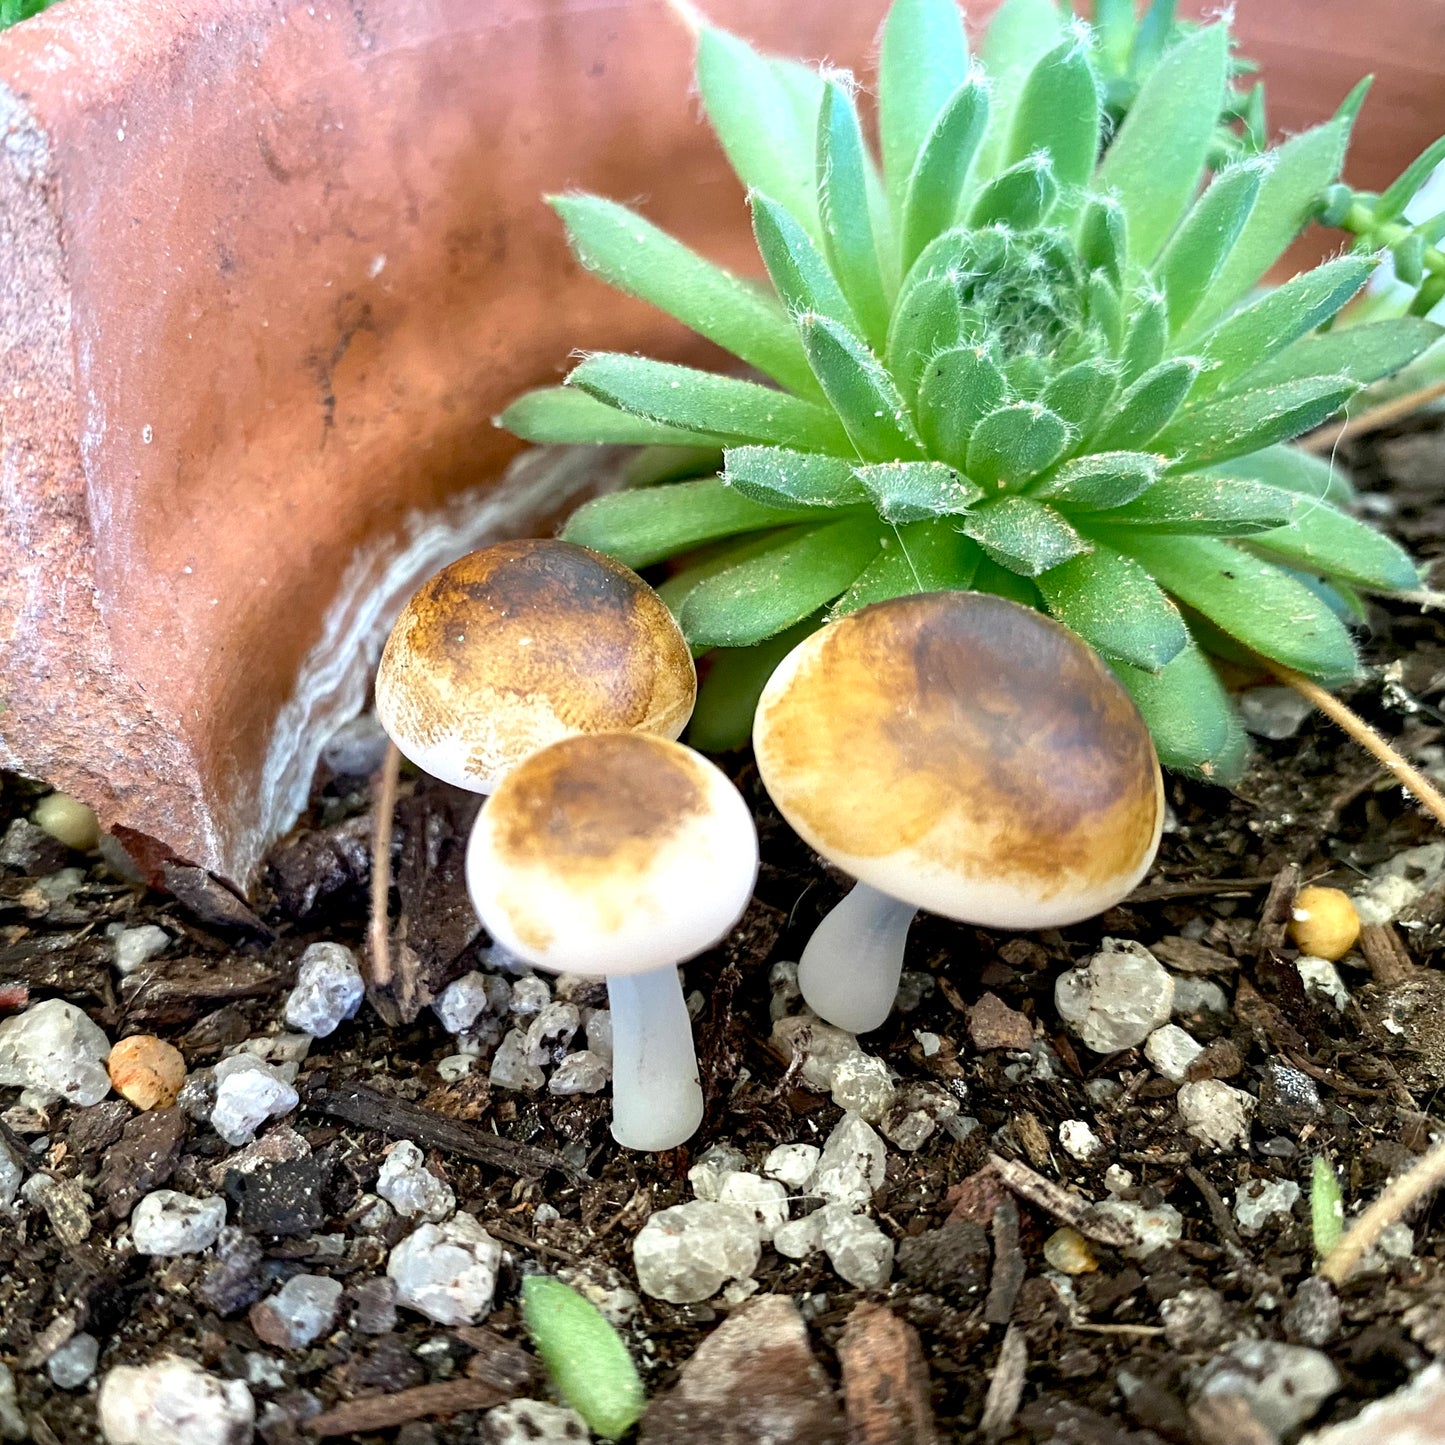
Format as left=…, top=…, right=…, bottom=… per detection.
left=1043, top=1225, right=1098, bottom=1275
left=1288, top=886, right=1361, bottom=962
left=32, top=793, right=100, bottom=852
left=108, top=1035, right=187, bottom=1111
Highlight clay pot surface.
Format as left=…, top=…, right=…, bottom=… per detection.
left=0, top=0, right=1438, bottom=886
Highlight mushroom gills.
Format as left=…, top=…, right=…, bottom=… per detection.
left=797, top=881, right=918, bottom=1034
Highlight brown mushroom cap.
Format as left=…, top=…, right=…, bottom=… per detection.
left=375, top=539, right=696, bottom=791
left=753, top=592, right=1163, bottom=928
left=466, top=732, right=758, bottom=975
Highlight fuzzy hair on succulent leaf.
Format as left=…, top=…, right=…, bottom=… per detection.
left=498, top=0, right=1442, bottom=785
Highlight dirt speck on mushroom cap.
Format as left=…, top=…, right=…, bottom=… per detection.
left=376, top=540, right=695, bottom=790
left=754, top=592, right=1161, bottom=916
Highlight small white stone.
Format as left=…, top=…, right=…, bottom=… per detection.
left=1235, top=1178, right=1301, bottom=1234
left=1090, top=1200, right=1183, bottom=1259
left=433, top=973, right=492, bottom=1035
left=1059, top=1119, right=1104, bottom=1161
left=97, top=1356, right=254, bottom=1445
left=548, top=1050, right=610, bottom=1095
left=584, top=1008, right=613, bottom=1062
left=1054, top=940, right=1174, bottom=1054
left=1238, top=686, right=1315, bottom=740
left=807, top=1112, right=887, bottom=1208
left=1297, top=1363, right=1445, bottom=1445
left=0, top=998, right=112, bottom=1106
left=436, top=1054, right=474, bottom=1082
left=819, top=1207, right=894, bottom=1288
left=718, top=1172, right=789, bottom=1242
left=387, top=1213, right=503, bottom=1325
left=1178, top=1079, right=1255, bottom=1151
left=1353, top=843, right=1445, bottom=925
left=1197, top=1340, right=1340, bottom=1437
left=489, top=1028, right=544, bottom=1092
left=1144, top=1024, right=1204, bottom=1082
left=209, top=1056, right=299, bottom=1145
left=252, top=1274, right=343, bottom=1348
left=484, top=1398, right=590, bottom=1444
left=114, top=925, right=171, bottom=975
left=829, top=1053, right=896, bottom=1122
left=508, top=975, right=551, bottom=1017
left=1297, top=956, right=1349, bottom=1009
left=0, top=1144, right=21, bottom=1213
left=633, top=1199, right=762, bottom=1303
left=914, top=1030, right=942, bottom=1057
left=0, top=1363, right=21, bottom=1441
left=773, top=1212, right=824, bottom=1259
left=1172, top=977, right=1230, bottom=1019
left=377, top=1140, right=455, bottom=1222
left=1104, top=1165, right=1134, bottom=1196
left=881, top=1084, right=959, bottom=1152
left=687, top=1143, right=748, bottom=1202
left=769, top=960, right=801, bottom=1021
left=131, top=1191, right=226, bottom=1255
left=47, top=1331, right=100, bottom=1389
left=523, top=1002, right=580, bottom=1066
left=764, top=1143, right=821, bottom=1190
left=284, top=942, right=364, bottom=1038
left=770, top=1012, right=863, bottom=1091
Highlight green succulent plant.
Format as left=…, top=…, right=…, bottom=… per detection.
left=0, top=0, right=56, bottom=28
left=498, top=0, right=1442, bottom=784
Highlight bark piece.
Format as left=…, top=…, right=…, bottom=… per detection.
left=968, top=993, right=1035, bottom=1052
left=838, top=1302, right=938, bottom=1445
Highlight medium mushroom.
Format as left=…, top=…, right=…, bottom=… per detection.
left=375, top=539, right=696, bottom=794
left=753, top=592, right=1164, bottom=1034
left=466, top=731, right=758, bottom=1151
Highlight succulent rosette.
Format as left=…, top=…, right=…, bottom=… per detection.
left=500, top=0, right=1441, bottom=783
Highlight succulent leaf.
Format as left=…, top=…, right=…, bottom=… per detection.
left=1032, top=451, right=1161, bottom=510
left=799, top=314, right=925, bottom=459
left=853, top=460, right=983, bottom=522
left=1157, top=376, right=1357, bottom=468
left=1006, top=37, right=1101, bottom=195
left=1244, top=493, right=1422, bottom=592
left=1205, top=444, right=1352, bottom=504
left=899, top=77, right=992, bottom=269
left=962, top=496, right=1089, bottom=575
left=1239, top=318, right=1443, bottom=392
left=499, top=387, right=732, bottom=447
left=751, top=193, right=861, bottom=331
left=967, top=402, right=1071, bottom=488
left=1092, top=358, right=1200, bottom=450
left=1156, top=161, right=1265, bottom=332
left=833, top=519, right=982, bottom=615
left=1073, top=474, right=1292, bottom=534
left=917, top=346, right=1007, bottom=464
left=723, top=447, right=869, bottom=508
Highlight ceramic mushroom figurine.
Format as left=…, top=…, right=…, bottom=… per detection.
left=375, top=538, right=696, bottom=793
left=467, top=731, right=758, bottom=1151
left=753, top=592, right=1164, bottom=1034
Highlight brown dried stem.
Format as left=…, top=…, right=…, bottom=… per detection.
left=368, top=741, right=402, bottom=994
left=1319, top=1131, right=1445, bottom=1284
left=1266, top=662, right=1445, bottom=832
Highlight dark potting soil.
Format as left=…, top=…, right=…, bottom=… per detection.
left=4, top=417, right=1445, bottom=1444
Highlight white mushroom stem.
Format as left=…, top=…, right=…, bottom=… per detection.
left=606, top=966, right=705, bottom=1151
left=797, top=881, right=918, bottom=1034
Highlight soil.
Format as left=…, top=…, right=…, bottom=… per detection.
left=5, top=415, right=1445, bottom=1444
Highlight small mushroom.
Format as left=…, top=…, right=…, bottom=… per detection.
left=466, top=731, right=758, bottom=1150
left=375, top=539, right=696, bottom=793
left=753, top=592, right=1164, bottom=1033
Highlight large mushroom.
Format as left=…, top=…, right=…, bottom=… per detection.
left=466, top=731, right=758, bottom=1150
left=375, top=539, right=696, bottom=794
left=753, top=592, right=1164, bottom=1033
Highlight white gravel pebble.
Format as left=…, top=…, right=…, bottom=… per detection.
left=1177, top=1079, right=1255, bottom=1151
left=1172, top=977, right=1230, bottom=1019
left=0, top=1142, right=21, bottom=1213
left=819, top=1207, right=894, bottom=1288
left=251, top=1274, right=343, bottom=1348
left=1298, top=1361, right=1445, bottom=1444
left=1196, top=1340, right=1340, bottom=1436
left=687, top=1144, right=748, bottom=1202
left=0, top=998, right=112, bottom=1106
left=489, top=1028, right=544, bottom=1092
left=284, top=942, right=364, bottom=1038
left=523, top=1002, right=580, bottom=1066
left=548, top=1050, right=610, bottom=1095
left=113, top=925, right=171, bottom=975
left=772, top=1211, right=824, bottom=1259
left=1298, top=956, right=1350, bottom=1009
left=807, top=1112, right=887, bottom=1208
left=485, top=1398, right=590, bottom=1443
left=387, top=1213, right=503, bottom=1325
left=433, top=972, right=492, bottom=1035
left=633, top=1199, right=761, bottom=1303
left=829, top=1053, right=896, bottom=1122
left=97, top=1355, right=254, bottom=1445
left=1144, top=1024, right=1204, bottom=1083
left=1059, top=1119, right=1104, bottom=1161
left=47, top=1332, right=100, bottom=1389
left=377, top=1140, right=455, bottom=1222
left=770, top=1012, right=864, bottom=1091
left=718, top=1172, right=789, bottom=1242
left=209, top=1056, right=299, bottom=1146
left=1090, top=1200, right=1184, bottom=1260
left=1054, top=940, right=1174, bottom=1053
left=1238, top=686, right=1315, bottom=740
left=584, top=1009, right=613, bottom=1062
left=0, top=1363, right=21, bottom=1440
left=764, top=1142, right=821, bottom=1190
left=131, top=1191, right=227, bottom=1255
left=1235, top=1178, right=1302, bottom=1234
left=508, top=975, right=551, bottom=1017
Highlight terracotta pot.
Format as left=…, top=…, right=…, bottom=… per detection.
left=0, top=0, right=1438, bottom=888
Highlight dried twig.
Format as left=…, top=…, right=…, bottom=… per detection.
left=985, top=1198, right=1024, bottom=1326
left=1266, top=662, right=1445, bottom=832
left=1319, top=1131, right=1445, bottom=1284
left=979, top=1325, right=1028, bottom=1442
left=306, top=1379, right=516, bottom=1437
left=988, top=1154, right=1132, bottom=1249
left=1302, top=379, right=1445, bottom=454
left=367, top=741, right=402, bottom=997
